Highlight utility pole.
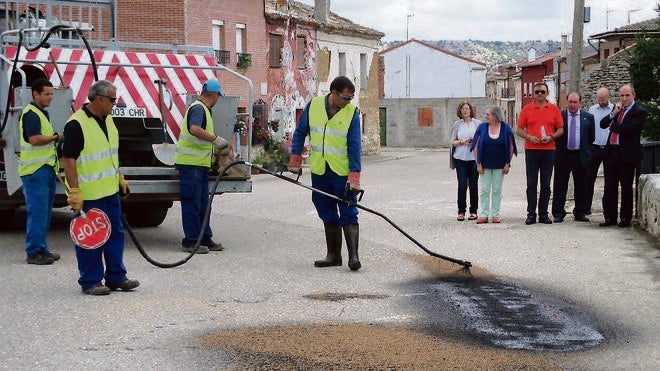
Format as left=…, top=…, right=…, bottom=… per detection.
left=406, top=13, right=414, bottom=41
left=568, top=0, right=585, bottom=95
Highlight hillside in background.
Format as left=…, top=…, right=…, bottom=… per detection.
left=384, top=40, right=564, bottom=69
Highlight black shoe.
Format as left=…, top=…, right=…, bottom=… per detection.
left=45, top=252, right=60, bottom=261
left=618, top=220, right=631, bottom=228
left=553, top=217, right=564, bottom=223
left=539, top=216, right=553, bottom=224
left=585, top=209, right=592, bottom=216
left=574, top=216, right=590, bottom=222
left=106, top=279, right=140, bottom=291
left=599, top=219, right=616, bottom=227
left=525, top=216, right=536, bottom=225
left=26, top=252, right=55, bottom=265
left=201, top=238, right=224, bottom=251
left=84, top=283, right=111, bottom=296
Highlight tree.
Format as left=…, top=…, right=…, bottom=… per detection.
left=628, top=24, right=660, bottom=141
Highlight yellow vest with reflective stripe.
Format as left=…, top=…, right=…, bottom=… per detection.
left=18, top=104, right=57, bottom=176
left=69, top=109, right=119, bottom=200
left=174, top=101, right=215, bottom=168
left=308, top=96, right=356, bottom=176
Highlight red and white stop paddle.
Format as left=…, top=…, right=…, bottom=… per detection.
left=69, top=208, right=111, bottom=249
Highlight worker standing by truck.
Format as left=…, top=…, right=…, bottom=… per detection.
left=19, top=78, right=61, bottom=265
left=61, top=80, right=139, bottom=296
left=174, top=79, right=229, bottom=254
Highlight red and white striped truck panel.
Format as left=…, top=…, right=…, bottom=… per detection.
left=5, top=46, right=218, bottom=140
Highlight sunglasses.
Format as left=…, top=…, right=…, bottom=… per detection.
left=98, top=94, right=117, bottom=103
left=337, top=92, right=354, bottom=101
left=534, top=90, right=547, bottom=95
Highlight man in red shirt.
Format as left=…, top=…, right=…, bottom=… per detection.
left=516, top=82, right=564, bottom=225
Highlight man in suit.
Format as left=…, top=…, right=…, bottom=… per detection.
left=599, top=84, right=647, bottom=228
left=552, top=92, right=595, bottom=223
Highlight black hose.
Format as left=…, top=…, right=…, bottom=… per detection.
left=123, top=160, right=244, bottom=268
left=251, top=163, right=472, bottom=269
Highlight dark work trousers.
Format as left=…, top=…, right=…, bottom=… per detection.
left=586, top=145, right=607, bottom=214
left=454, top=159, right=479, bottom=215
left=552, top=151, right=588, bottom=219
left=524, top=149, right=555, bottom=219
left=602, top=147, right=636, bottom=223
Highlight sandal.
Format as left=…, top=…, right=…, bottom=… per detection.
left=491, top=217, right=501, bottom=223
left=457, top=214, right=465, bottom=221
left=468, top=213, right=478, bottom=220
left=476, top=217, right=489, bottom=224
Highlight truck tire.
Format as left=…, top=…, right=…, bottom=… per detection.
left=0, top=209, right=15, bottom=230
left=122, top=201, right=172, bottom=227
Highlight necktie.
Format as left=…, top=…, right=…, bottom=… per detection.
left=568, top=114, right=577, bottom=150
left=609, top=106, right=627, bottom=145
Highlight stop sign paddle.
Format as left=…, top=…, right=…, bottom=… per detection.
left=69, top=208, right=111, bottom=249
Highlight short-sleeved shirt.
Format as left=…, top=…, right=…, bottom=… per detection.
left=517, top=101, right=563, bottom=150
left=21, top=103, right=50, bottom=142
left=62, top=105, right=109, bottom=160
left=186, top=103, right=208, bottom=131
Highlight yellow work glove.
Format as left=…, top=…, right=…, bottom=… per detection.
left=119, top=173, right=130, bottom=199
left=67, top=188, right=83, bottom=212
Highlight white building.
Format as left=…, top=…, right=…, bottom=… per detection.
left=380, top=39, right=487, bottom=99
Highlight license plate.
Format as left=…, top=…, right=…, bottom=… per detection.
left=111, top=106, right=147, bottom=118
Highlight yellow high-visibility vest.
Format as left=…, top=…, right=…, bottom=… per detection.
left=308, top=96, right=356, bottom=176
left=174, top=101, right=215, bottom=168
left=68, top=109, right=119, bottom=200
left=18, top=104, right=57, bottom=176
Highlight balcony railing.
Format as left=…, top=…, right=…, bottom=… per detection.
left=214, top=50, right=230, bottom=65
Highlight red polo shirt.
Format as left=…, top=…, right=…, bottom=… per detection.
left=518, top=101, right=563, bottom=150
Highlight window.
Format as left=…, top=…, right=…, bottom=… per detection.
left=360, top=53, right=367, bottom=88
left=296, top=36, right=306, bottom=69
left=269, top=33, right=282, bottom=68
left=212, top=20, right=229, bottom=65
left=236, top=23, right=246, bottom=54
left=338, top=52, right=346, bottom=76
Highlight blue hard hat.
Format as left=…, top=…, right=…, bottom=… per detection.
left=202, top=79, right=223, bottom=95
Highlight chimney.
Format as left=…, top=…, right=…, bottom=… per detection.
left=560, top=34, right=568, bottom=58
left=527, top=47, right=536, bottom=62
left=314, top=0, right=330, bottom=23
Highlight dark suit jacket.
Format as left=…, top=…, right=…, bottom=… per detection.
left=601, top=102, right=647, bottom=165
left=555, top=109, right=595, bottom=168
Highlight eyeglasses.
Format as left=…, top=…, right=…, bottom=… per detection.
left=534, top=90, right=547, bottom=95
left=98, top=94, right=117, bottom=103
left=337, top=92, right=354, bottom=101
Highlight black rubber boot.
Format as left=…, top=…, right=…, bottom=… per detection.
left=314, top=224, right=342, bottom=267
left=343, top=224, right=361, bottom=271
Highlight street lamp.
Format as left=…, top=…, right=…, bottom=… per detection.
left=406, top=13, right=414, bottom=40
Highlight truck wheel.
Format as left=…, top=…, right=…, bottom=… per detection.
left=122, top=201, right=172, bottom=227
left=0, top=209, right=15, bottom=230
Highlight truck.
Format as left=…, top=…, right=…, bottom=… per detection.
left=0, top=1, right=252, bottom=228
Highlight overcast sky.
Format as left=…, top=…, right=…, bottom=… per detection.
left=298, top=0, right=659, bottom=42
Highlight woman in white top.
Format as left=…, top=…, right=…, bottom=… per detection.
left=450, top=101, right=480, bottom=221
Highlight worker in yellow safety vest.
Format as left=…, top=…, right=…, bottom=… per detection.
left=288, top=76, right=363, bottom=271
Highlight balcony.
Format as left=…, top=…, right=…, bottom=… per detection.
left=237, top=53, right=252, bottom=69
left=214, top=50, right=230, bottom=65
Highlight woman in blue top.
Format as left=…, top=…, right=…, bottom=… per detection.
left=470, top=105, right=517, bottom=224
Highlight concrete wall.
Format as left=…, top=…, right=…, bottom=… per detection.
left=381, top=97, right=494, bottom=147
left=637, top=174, right=660, bottom=237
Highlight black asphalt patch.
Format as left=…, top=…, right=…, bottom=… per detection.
left=432, top=279, right=604, bottom=351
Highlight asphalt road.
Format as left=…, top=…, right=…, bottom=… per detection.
left=0, top=146, right=658, bottom=369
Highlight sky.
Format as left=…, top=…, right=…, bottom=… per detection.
left=297, top=0, right=659, bottom=42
